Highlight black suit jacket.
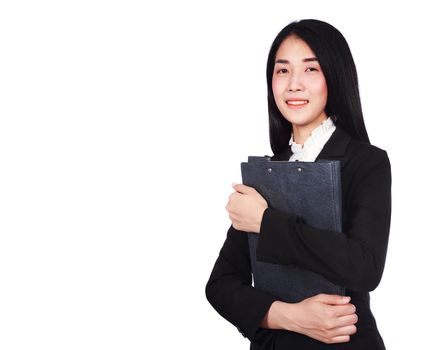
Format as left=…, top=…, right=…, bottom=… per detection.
left=205, top=127, right=391, bottom=349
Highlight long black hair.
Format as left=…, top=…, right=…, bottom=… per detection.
left=266, top=19, right=370, bottom=155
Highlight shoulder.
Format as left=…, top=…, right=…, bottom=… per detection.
left=331, top=126, right=389, bottom=166
left=342, top=136, right=391, bottom=196
left=324, top=128, right=392, bottom=194
left=345, top=137, right=390, bottom=171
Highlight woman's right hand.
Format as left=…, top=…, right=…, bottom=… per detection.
left=261, top=294, right=358, bottom=344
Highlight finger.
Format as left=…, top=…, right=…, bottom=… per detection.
left=232, top=183, right=253, bottom=194
left=229, top=214, right=238, bottom=222
left=335, top=313, right=358, bottom=328
left=228, top=191, right=238, bottom=201
left=313, top=293, right=351, bottom=305
left=327, top=335, right=351, bottom=344
left=226, top=193, right=240, bottom=210
left=331, top=303, right=357, bottom=317
left=232, top=222, right=245, bottom=231
left=329, top=324, right=357, bottom=338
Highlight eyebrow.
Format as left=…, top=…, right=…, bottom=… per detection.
left=275, top=57, right=319, bottom=64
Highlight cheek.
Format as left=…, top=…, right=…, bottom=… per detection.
left=319, top=79, right=328, bottom=102
left=313, top=78, right=328, bottom=102
left=272, top=77, right=285, bottom=104
left=320, top=81, right=328, bottom=101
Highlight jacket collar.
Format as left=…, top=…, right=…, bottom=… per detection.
left=270, top=127, right=352, bottom=161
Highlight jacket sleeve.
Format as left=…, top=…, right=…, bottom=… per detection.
left=257, top=150, right=392, bottom=292
left=205, top=225, right=278, bottom=341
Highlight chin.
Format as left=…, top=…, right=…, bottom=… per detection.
left=282, top=116, right=312, bottom=126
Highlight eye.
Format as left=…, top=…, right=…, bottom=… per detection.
left=305, top=67, right=319, bottom=72
left=276, top=68, right=288, bottom=74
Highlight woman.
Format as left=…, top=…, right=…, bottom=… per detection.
left=205, top=19, right=391, bottom=349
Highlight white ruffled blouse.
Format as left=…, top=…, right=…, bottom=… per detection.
left=289, top=117, right=336, bottom=162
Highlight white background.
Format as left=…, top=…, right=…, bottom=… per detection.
left=0, top=1, right=433, bottom=349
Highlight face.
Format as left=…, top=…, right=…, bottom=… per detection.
left=272, top=35, right=328, bottom=132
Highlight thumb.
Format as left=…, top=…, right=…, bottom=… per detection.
left=232, top=183, right=253, bottom=194
left=313, top=293, right=351, bottom=305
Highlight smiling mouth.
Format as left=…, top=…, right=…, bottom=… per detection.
left=286, top=100, right=309, bottom=106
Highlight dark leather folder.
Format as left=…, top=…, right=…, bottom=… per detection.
left=241, top=156, right=345, bottom=303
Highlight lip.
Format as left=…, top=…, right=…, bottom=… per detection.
left=285, top=99, right=309, bottom=108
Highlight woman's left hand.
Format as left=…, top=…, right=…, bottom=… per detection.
left=225, top=183, right=268, bottom=233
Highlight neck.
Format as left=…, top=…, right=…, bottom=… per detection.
left=292, top=116, right=328, bottom=145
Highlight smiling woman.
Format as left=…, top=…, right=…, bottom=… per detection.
left=205, top=19, right=391, bottom=350
left=272, top=36, right=328, bottom=145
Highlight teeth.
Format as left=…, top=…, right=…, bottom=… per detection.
left=287, top=100, right=308, bottom=106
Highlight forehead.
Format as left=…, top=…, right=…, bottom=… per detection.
left=275, top=35, right=315, bottom=61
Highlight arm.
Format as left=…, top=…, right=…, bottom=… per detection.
left=257, top=150, right=392, bottom=292
left=261, top=295, right=357, bottom=344
left=205, top=225, right=277, bottom=341
left=205, top=226, right=358, bottom=343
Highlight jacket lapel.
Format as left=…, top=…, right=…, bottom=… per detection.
left=270, top=127, right=352, bottom=162
left=316, top=127, right=351, bottom=161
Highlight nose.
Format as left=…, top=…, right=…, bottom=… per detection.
left=287, top=71, right=304, bottom=92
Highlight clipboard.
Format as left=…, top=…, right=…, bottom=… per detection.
left=241, top=157, right=345, bottom=302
